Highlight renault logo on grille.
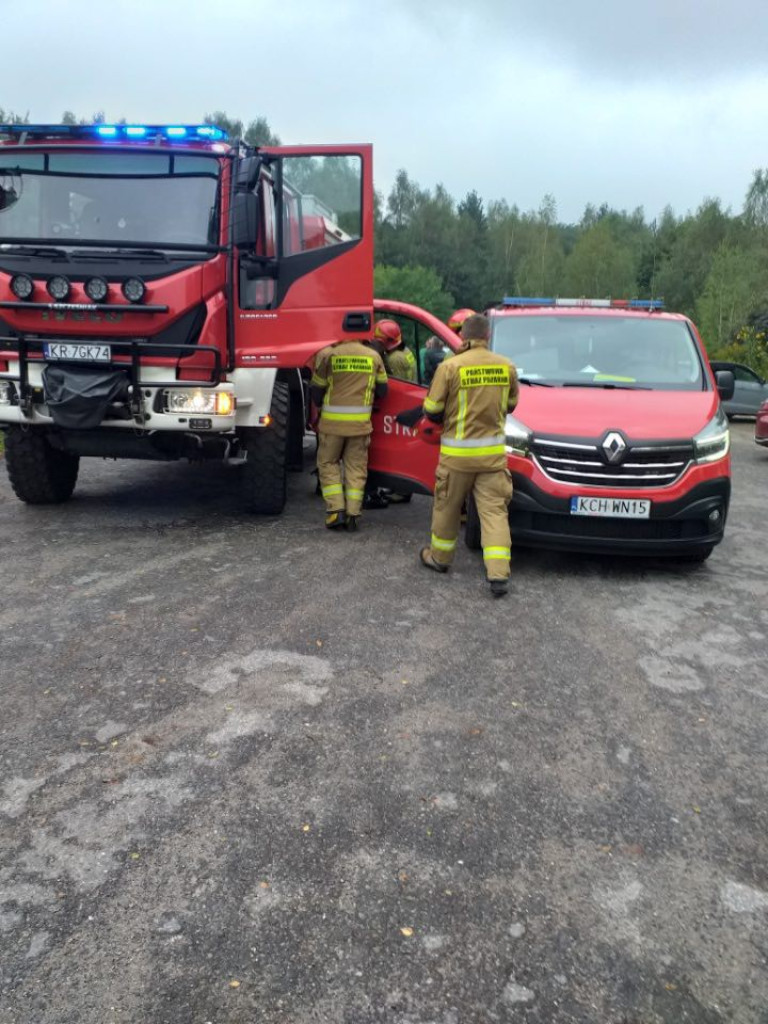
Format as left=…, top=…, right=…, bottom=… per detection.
left=602, top=431, right=627, bottom=463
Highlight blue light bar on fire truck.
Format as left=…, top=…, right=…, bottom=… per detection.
left=0, top=124, right=228, bottom=142
left=502, top=297, right=665, bottom=310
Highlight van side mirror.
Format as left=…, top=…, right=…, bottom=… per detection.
left=716, top=369, right=735, bottom=402
left=232, top=192, right=258, bottom=248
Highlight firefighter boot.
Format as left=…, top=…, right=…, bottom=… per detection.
left=489, top=579, right=508, bottom=598
left=346, top=515, right=360, bottom=532
left=325, top=510, right=347, bottom=530
left=420, top=548, right=449, bottom=573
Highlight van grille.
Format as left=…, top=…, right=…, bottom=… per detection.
left=532, top=438, right=693, bottom=489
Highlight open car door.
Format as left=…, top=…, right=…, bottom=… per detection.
left=367, top=300, right=460, bottom=495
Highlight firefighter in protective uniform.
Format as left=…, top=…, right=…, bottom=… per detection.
left=420, top=313, right=519, bottom=597
left=374, top=320, right=417, bottom=381
left=311, top=339, right=388, bottom=531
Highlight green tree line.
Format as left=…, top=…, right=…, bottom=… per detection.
left=2, top=106, right=767, bottom=374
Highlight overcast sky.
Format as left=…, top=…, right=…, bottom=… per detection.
left=3, top=0, right=768, bottom=222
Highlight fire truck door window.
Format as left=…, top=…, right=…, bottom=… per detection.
left=239, top=176, right=277, bottom=310
left=279, top=156, right=362, bottom=254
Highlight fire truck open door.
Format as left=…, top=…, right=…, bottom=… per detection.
left=233, top=144, right=374, bottom=370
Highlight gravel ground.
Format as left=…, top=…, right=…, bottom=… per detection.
left=0, top=421, right=766, bottom=1024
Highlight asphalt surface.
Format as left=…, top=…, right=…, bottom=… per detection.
left=0, top=422, right=766, bottom=1024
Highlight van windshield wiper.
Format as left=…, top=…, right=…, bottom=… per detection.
left=563, top=381, right=651, bottom=390
left=518, top=376, right=554, bottom=387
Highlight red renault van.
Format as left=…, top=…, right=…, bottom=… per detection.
left=367, top=298, right=733, bottom=563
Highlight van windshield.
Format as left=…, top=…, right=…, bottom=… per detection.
left=0, top=151, right=220, bottom=250
left=491, top=315, right=706, bottom=391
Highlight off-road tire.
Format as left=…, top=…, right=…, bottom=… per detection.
left=240, top=382, right=289, bottom=514
left=4, top=428, right=79, bottom=504
left=464, top=494, right=482, bottom=550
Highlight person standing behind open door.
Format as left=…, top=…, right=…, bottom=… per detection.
left=310, top=338, right=389, bottom=532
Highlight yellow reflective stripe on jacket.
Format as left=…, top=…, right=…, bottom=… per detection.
left=310, top=372, right=328, bottom=387
left=441, top=434, right=505, bottom=448
left=431, top=533, right=457, bottom=552
left=440, top=443, right=506, bottom=457
left=424, top=396, right=445, bottom=413
left=456, top=389, right=468, bottom=439
left=321, top=405, right=373, bottom=422
left=322, top=484, right=344, bottom=498
left=483, top=546, right=511, bottom=560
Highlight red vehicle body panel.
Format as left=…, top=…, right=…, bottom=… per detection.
left=756, top=400, right=768, bottom=445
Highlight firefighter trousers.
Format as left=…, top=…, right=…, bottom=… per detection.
left=428, top=465, right=513, bottom=580
left=317, top=432, right=371, bottom=516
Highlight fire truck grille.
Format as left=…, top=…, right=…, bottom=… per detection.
left=532, top=439, right=693, bottom=489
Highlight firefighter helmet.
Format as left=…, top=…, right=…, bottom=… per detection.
left=374, top=319, right=402, bottom=351
left=447, top=308, right=476, bottom=334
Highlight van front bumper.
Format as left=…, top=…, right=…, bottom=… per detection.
left=509, top=475, right=731, bottom=556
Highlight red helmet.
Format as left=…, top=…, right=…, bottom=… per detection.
left=447, top=308, right=476, bottom=334
left=374, top=319, right=402, bottom=351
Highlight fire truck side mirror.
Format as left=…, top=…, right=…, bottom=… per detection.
left=236, top=157, right=261, bottom=191
left=232, top=193, right=259, bottom=248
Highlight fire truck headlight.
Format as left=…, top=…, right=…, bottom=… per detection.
left=504, top=414, right=532, bottom=457
left=84, top=277, right=109, bottom=303
left=47, top=276, right=71, bottom=302
left=10, top=274, right=34, bottom=301
left=693, top=409, right=730, bottom=464
left=122, top=277, right=146, bottom=304
left=166, top=390, right=235, bottom=416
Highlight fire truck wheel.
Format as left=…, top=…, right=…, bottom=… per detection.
left=4, top=428, right=79, bottom=504
left=240, top=382, right=289, bottom=514
left=464, top=494, right=482, bottom=550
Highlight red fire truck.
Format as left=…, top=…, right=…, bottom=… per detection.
left=0, top=122, right=452, bottom=511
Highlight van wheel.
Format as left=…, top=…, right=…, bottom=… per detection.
left=676, top=546, right=714, bottom=564
left=240, top=382, right=289, bottom=514
left=464, top=494, right=482, bottom=550
left=4, top=428, right=79, bottom=504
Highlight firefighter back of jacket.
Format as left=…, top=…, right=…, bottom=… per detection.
left=424, top=341, right=519, bottom=472
left=311, top=340, right=388, bottom=436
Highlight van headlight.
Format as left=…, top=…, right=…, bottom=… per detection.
left=505, top=414, right=532, bottom=457
left=166, top=389, right=235, bottom=416
left=693, top=409, right=730, bottom=464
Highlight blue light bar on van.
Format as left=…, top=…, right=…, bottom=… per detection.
left=501, top=296, right=665, bottom=311
left=0, top=123, right=229, bottom=143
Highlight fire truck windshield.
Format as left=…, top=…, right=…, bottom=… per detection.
left=0, top=151, right=220, bottom=250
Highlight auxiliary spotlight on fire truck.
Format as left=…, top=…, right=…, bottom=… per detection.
left=0, top=122, right=432, bottom=511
